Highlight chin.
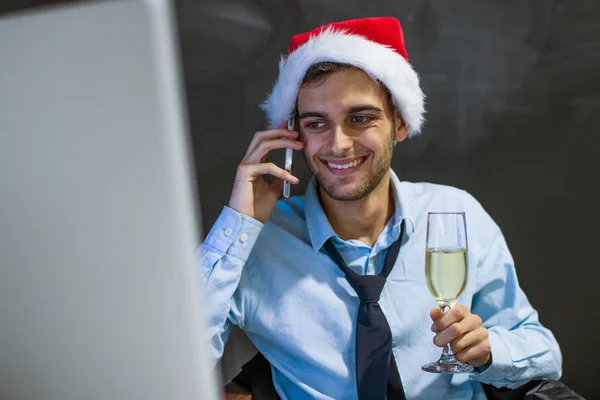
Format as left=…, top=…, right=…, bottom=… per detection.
left=319, top=180, right=372, bottom=202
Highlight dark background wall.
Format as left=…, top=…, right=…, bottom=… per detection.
left=3, top=0, right=599, bottom=397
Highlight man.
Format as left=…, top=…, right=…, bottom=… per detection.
left=199, top=17, right=561, bottom=399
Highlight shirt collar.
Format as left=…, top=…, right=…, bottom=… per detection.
left=304, top=169, right=415, bottom=252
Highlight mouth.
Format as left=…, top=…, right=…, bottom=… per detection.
left=319, top=155, right=369, bottom=175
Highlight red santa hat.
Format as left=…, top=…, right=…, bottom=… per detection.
left=261, top=17, right=426, bottom=137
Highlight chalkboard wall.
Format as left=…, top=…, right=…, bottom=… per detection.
left=177, top=1, right=599, bottom=395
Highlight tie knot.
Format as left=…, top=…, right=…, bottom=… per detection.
left=346, top=274, right=386, bottom=303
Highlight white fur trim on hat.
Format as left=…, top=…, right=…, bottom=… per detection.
left=260, top=27, right=426, bottom=137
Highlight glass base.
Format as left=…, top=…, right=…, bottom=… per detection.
left=421, top=356, right=474, bottom=374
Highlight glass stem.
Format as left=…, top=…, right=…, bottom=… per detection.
left=440, top=304, right=454, bottom=359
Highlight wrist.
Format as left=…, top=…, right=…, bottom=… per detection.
left=474, top=354, right=493, bottom=373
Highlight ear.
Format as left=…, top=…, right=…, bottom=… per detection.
left=393, top=108, right=408, bottom=143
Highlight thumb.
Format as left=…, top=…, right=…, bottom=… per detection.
left=270, top=177, right=285, bottom=195
left=430, top=307, right=443, bottom=322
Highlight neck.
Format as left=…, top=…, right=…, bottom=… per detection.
left=319, top=172, right=395, bottom=248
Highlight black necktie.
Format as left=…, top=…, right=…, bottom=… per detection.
left=323, top=221, right=407, bottom=400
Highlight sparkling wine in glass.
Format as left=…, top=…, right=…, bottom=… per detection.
left=421, top=212, right=473, bottom=374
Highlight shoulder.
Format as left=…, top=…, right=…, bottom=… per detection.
left=399, top=181, right=484, bottom=209
left=399, top=180, right=500, bottom=236
left=400, top=181, right=509, bottom=267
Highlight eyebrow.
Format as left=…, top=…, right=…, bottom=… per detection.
left=298, top=104, right=384, bottom=120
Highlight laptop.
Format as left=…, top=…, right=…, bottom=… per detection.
left=0, top=1, right=219, bottom=399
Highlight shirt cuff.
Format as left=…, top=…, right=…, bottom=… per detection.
left=203, top=206, right=264, bottom=262
left=470, top=328, right=513, bottom=385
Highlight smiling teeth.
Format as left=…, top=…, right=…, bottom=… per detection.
left=327, top=157, right=364, bottom=169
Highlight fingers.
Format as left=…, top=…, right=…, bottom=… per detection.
left=433, top=310, right=482, bottom=347
left=429, top=306, right=491, bottom=367
left=453, top=335, right=491, bottom=367
left=432, top=315, right=491, bottom=367
left=269, top=177, right=285, bottom=193
left=431, top=304, right=470, bottom=332
left=245, top=124, right=301, bottom=159
left=429, top=307, right=443, bottom=321
left=236, top=162, right=299, bottom=185
left=245, top=138, right=304, bottom=165
left=450, top=326, right=488, bottom=354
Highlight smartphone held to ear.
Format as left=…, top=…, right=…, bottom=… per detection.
left=283, top=116, right=295, bottom=198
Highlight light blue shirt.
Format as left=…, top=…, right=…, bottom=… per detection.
left=198, top=170, right=561, bottom=399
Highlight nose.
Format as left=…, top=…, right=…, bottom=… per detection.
left=329, top=125, right=353, bottom=154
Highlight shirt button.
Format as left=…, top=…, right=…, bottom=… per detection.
left=225, top=227, right=233, bottom=236
left=240, top=233, right=248, bottom=242
left=200, top=276, right=207, bottom=283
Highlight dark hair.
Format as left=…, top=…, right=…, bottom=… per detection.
left=300, top=62, right=357, bottom=87
left=297, top=62, right=395, bottom=114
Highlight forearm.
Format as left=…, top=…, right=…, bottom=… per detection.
left=197, top=206, right=263, bottom=364
left=472, top=307, right=562, bottom=388
left=466, top=199, right=562, bottom=388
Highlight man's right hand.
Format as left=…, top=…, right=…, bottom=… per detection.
left=228, top=121, right=304, bottom=223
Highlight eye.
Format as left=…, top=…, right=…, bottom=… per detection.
left=351, top=115, right=372, bottom=124
left=305, top=120, right=327, bottom=130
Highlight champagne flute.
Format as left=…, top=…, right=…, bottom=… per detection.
left=421, top=212, right=473, bottom=374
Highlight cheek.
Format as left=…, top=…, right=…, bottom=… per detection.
left=363, top=134, right=390, bottom=153
left=301, top=138, right=321, bottom=159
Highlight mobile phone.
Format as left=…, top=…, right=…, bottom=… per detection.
left=283, top=116, right=295, bottom=198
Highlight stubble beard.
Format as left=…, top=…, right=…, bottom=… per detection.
left=303, top=126, right=396, bottom=202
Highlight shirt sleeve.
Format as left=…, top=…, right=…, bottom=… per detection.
left=196, top=206, right=263, bottom=366
left=467, top=198, right=562, bottom=389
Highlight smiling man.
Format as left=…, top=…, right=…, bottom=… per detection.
left=199, top=17, right=561, bottom=400
left=298, top=68, right=399, bottom=203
